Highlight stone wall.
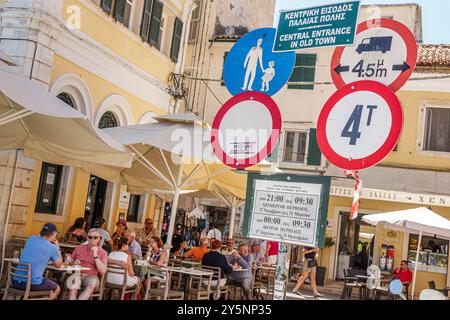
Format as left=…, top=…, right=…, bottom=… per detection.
left=214, top=0, right=275, bottom=36
left=0, top=150, right=35, bottom=259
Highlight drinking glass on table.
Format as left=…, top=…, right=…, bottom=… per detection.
left=13, top=250, right=20, bottom=259
left=64, top=254, right=72, bottom=267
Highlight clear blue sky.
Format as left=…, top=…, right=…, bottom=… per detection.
left=274, top=0, right=450, bottom=44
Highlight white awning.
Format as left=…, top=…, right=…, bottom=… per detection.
left=0, top=69, right=133, bottom=173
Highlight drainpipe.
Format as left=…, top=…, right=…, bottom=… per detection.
left=1, top=149, right=19, bottom=276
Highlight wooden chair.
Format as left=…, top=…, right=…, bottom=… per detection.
left=144, top=268, right=184, bottom=300
left=187, top=269, right=212, bottom=300
left=2, top=262, right=53, bottom=300
left=251, top=265, right=263, bottom=300
left=89, top=272, right=106, bottom=300
left=104, top=266, right=139, bottom=300
left=259, top=267, right=275, bottom=299
left=201, top=265, right=229, bottom=300
left=168, top=258, right=183, bottom=291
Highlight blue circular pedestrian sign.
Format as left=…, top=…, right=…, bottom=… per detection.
left=224, top=28, right=295, bottom=97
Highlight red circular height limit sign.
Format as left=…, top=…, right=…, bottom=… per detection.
left=331, top=18, right=418, bottom=92
left=211, top=92, right=281, bottom=169
left=317, top=80, right=403, bottom=171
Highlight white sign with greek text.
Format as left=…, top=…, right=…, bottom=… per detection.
left=248, top=179, right=322, bottom=246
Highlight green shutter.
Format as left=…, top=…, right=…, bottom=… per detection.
left=221, top=51, right=229, bottom=86
left=114, top=0, right=127, bottom=22
left=101, top=0, right=113, bottom=14
left=307, top=128, right=322, bottom=166
left=140, top=0, right=153, bottom=40
left=267, top=139, right=280, bottom=163
left=288, top=54, right=316, bottom=90
left=149, top=0, right=164, bottom=46
left=170, top=17, right=183, bottom=62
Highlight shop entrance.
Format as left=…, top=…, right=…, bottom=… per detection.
left=336, top=211, right=376, bottom=280
left=205, top=205, right=230, bottom=240
left=84, top=175, right=108, bottom=229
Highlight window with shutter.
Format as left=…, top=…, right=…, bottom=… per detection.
left=114, top=0, right=127, bottom=23
left=282, top=131, right=307, bottom=164
left=188, top=0, right=202, bottom=42
left=148, top=0, right=164, bottom=46
left=140, top=0, right=153, bottom=40
left=288, top=54, right=317, bottom=90
left=307, top=128, right=322, bottom=166
left=170, top=17, right=183, bottom=62
left=267, top=139, right=280, bottom=164
left=424, top=107, right=450, bottom=152
left=221, top=51, right=229, bottom=86
left=101, top=0, right=113, bottom=14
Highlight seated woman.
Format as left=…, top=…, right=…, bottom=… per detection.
left=143, top=236, right=168, bottom=290
left=107, top=237, right=141, bottom=290
left=64, top=217, right=87, bottom=242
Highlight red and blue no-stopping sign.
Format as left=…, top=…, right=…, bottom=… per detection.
left=211, top=92, right=281, bottom=169
left=317, top=80, right=403, bottom=170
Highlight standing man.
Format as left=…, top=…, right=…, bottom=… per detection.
left=135, top=218, right=157, bottom=247
left=12, top=223, right=62, bottom=300
left=207, top=224, right=222, bottom=243
left=69, top=228, right=107, bottom=300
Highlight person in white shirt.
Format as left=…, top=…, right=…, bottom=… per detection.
left=107, top=237, right=141, bottom=289
left=207, top=224, right=222, bottom=243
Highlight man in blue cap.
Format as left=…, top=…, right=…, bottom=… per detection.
left=13, top=222, right=62, bottom=299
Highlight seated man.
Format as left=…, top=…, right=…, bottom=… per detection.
left=127, top=231, right=142, bottom=260
left=222, top=238, right=235, bottom=256
left=393, top=260, right=413, bottom=285
left=227, top=244, right=254, bottom=300
left=250, top=243, right=265, bottom=263
left=69, top=228, right=108, bottom=300
left=12, top=223, right=62, bottom=300
left=135, top=218, right=156, bottom=247
left=183, top=237, right=210, bottom=262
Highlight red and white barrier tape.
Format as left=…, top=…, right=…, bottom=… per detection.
left=345, top=170, right=363, bottom=220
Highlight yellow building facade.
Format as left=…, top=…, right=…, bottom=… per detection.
left=184, top=1, right=450, bottom=296
left=0, top=0, right=195, bottom=246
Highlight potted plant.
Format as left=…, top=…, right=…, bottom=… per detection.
left=316, top=237, right=336, bottom=286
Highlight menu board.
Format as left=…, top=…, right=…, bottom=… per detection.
left=243, top=173, right=331, bottom=247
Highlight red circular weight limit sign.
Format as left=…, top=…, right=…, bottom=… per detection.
left=317, top=80, right=403, bottom=171
left=331, top=18, right=418, bottom=92
left=211, top=91, right=281, bottom=169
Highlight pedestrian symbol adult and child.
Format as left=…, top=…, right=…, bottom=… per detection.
left=224, top=27, right=295, bottom=97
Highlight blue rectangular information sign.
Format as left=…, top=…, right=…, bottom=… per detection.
left=274, top=1, right=360, bottom=51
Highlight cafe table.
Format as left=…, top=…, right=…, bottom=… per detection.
left=162, top=266, right=213, bottom=299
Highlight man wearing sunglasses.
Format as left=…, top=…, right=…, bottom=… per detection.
left=69, top=229, right=107, bottom=300
left=135, top=218, right=157, bottom=247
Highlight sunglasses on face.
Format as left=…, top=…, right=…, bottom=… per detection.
left=146, top=223, right=153, bottom=225
left=88, top=236, right=99, bottom=240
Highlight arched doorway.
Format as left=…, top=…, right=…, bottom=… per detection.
left=84, top=111, right=120, bottom=229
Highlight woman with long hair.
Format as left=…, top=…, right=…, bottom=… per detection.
left=64, top=217, right=87, bottom=242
